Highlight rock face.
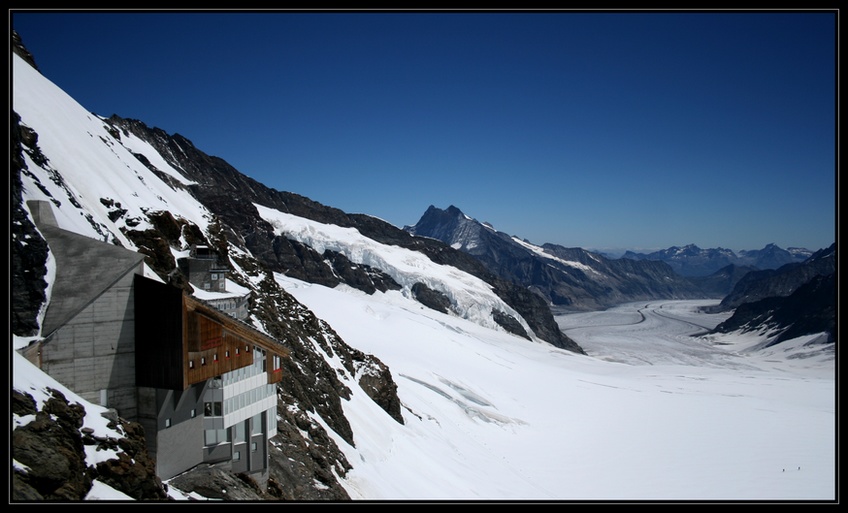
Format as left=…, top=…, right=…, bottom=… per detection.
left=406, top=205, right=707, bottom=311
left=11, top=112, right=48, bottom=337
left=712, top=273, right=836, bottom=345
left=12, top=388, right=168, bottom=501
left=411, top=282, right=453, bottom=314
left=709, top=244, right=836, bottom=312
left=708, top=244, right=836, bottom=344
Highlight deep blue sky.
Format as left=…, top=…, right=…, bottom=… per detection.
left=11, top=9, right=837, bottom=253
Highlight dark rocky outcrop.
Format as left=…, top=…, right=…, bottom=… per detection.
left=712, top=272, right=836, bottom=345
left=12, top=30, right=39, bottom=70
left=492, top=310, right=531, bottom=340
left=411, top=282, right=453, bottom=314
left=707, top=244, right=836, bottom=313
left=11, top=111, right=49, bottom=337
left=324, top=249, right=403, bottom=294
left=12, top=388, right=167, bottom=501
left=167, top=462, right=281, bottom=500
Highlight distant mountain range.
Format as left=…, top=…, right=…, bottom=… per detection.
left=406, top=205, right=708, bottom=311
left=621, top=243, right=814, bottom=277
left=405, top=204, right=835, bottom=343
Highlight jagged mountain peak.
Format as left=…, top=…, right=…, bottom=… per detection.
left=444, top=204, right=464, bottom=215
left=405, top=204, right=490, bottom=252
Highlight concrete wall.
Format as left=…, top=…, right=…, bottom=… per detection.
left=156, top=412, right=205, bottom=480
left=139, top=385, right=208, bottom=480
left=40, top=266, right=140, bottom=418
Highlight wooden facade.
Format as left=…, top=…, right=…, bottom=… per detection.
left=135, top=275, right=288, bottom=391
left=184, top=295, right=286, bottom=387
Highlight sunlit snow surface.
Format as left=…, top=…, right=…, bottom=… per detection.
left=280, top=280, right=835, bottom=502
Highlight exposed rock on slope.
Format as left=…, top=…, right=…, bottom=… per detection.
left=11, top=111, right=48, bottom=337
left=708, top=244, right=836, bottom=313
left=12, top=387, right=168, bottom=501
left=712, top=272, right=836, bottom=345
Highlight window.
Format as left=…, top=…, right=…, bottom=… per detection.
left=165, top=418, right=171, bottom=428
left=201, top=357, right=206, bottom=366
left=211, top=273, right=218, bottom=280
left=204, top=428, right=227, bottom=446
left=273, top=354, right=281, bottom=371
left=235, top=422, right=246, bottom=443
left=204, top=402, right=222, bottom=417
left=189, top=360, right=194, bottom=369
left=233, top=451, right=241, bottom=461
left=190, top=409, right=196, bottom=418
left=225, top=350, right=230, bottom=359
left=251, top=442, right=258, bottom=452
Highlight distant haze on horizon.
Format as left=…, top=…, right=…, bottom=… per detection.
left=11, top=9, right=837, bottom=253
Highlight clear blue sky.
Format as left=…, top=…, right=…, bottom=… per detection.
left=11, top=9, right=837, bottom=253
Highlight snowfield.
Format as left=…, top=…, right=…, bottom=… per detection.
left=279, top=281, right=835, bottom=501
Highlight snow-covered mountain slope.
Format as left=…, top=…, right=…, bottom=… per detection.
left=255, top=204, right=534, bottom=336
left=12, top=54, right=210, bottom=247
left=11, top=40, right=836, bottom=502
